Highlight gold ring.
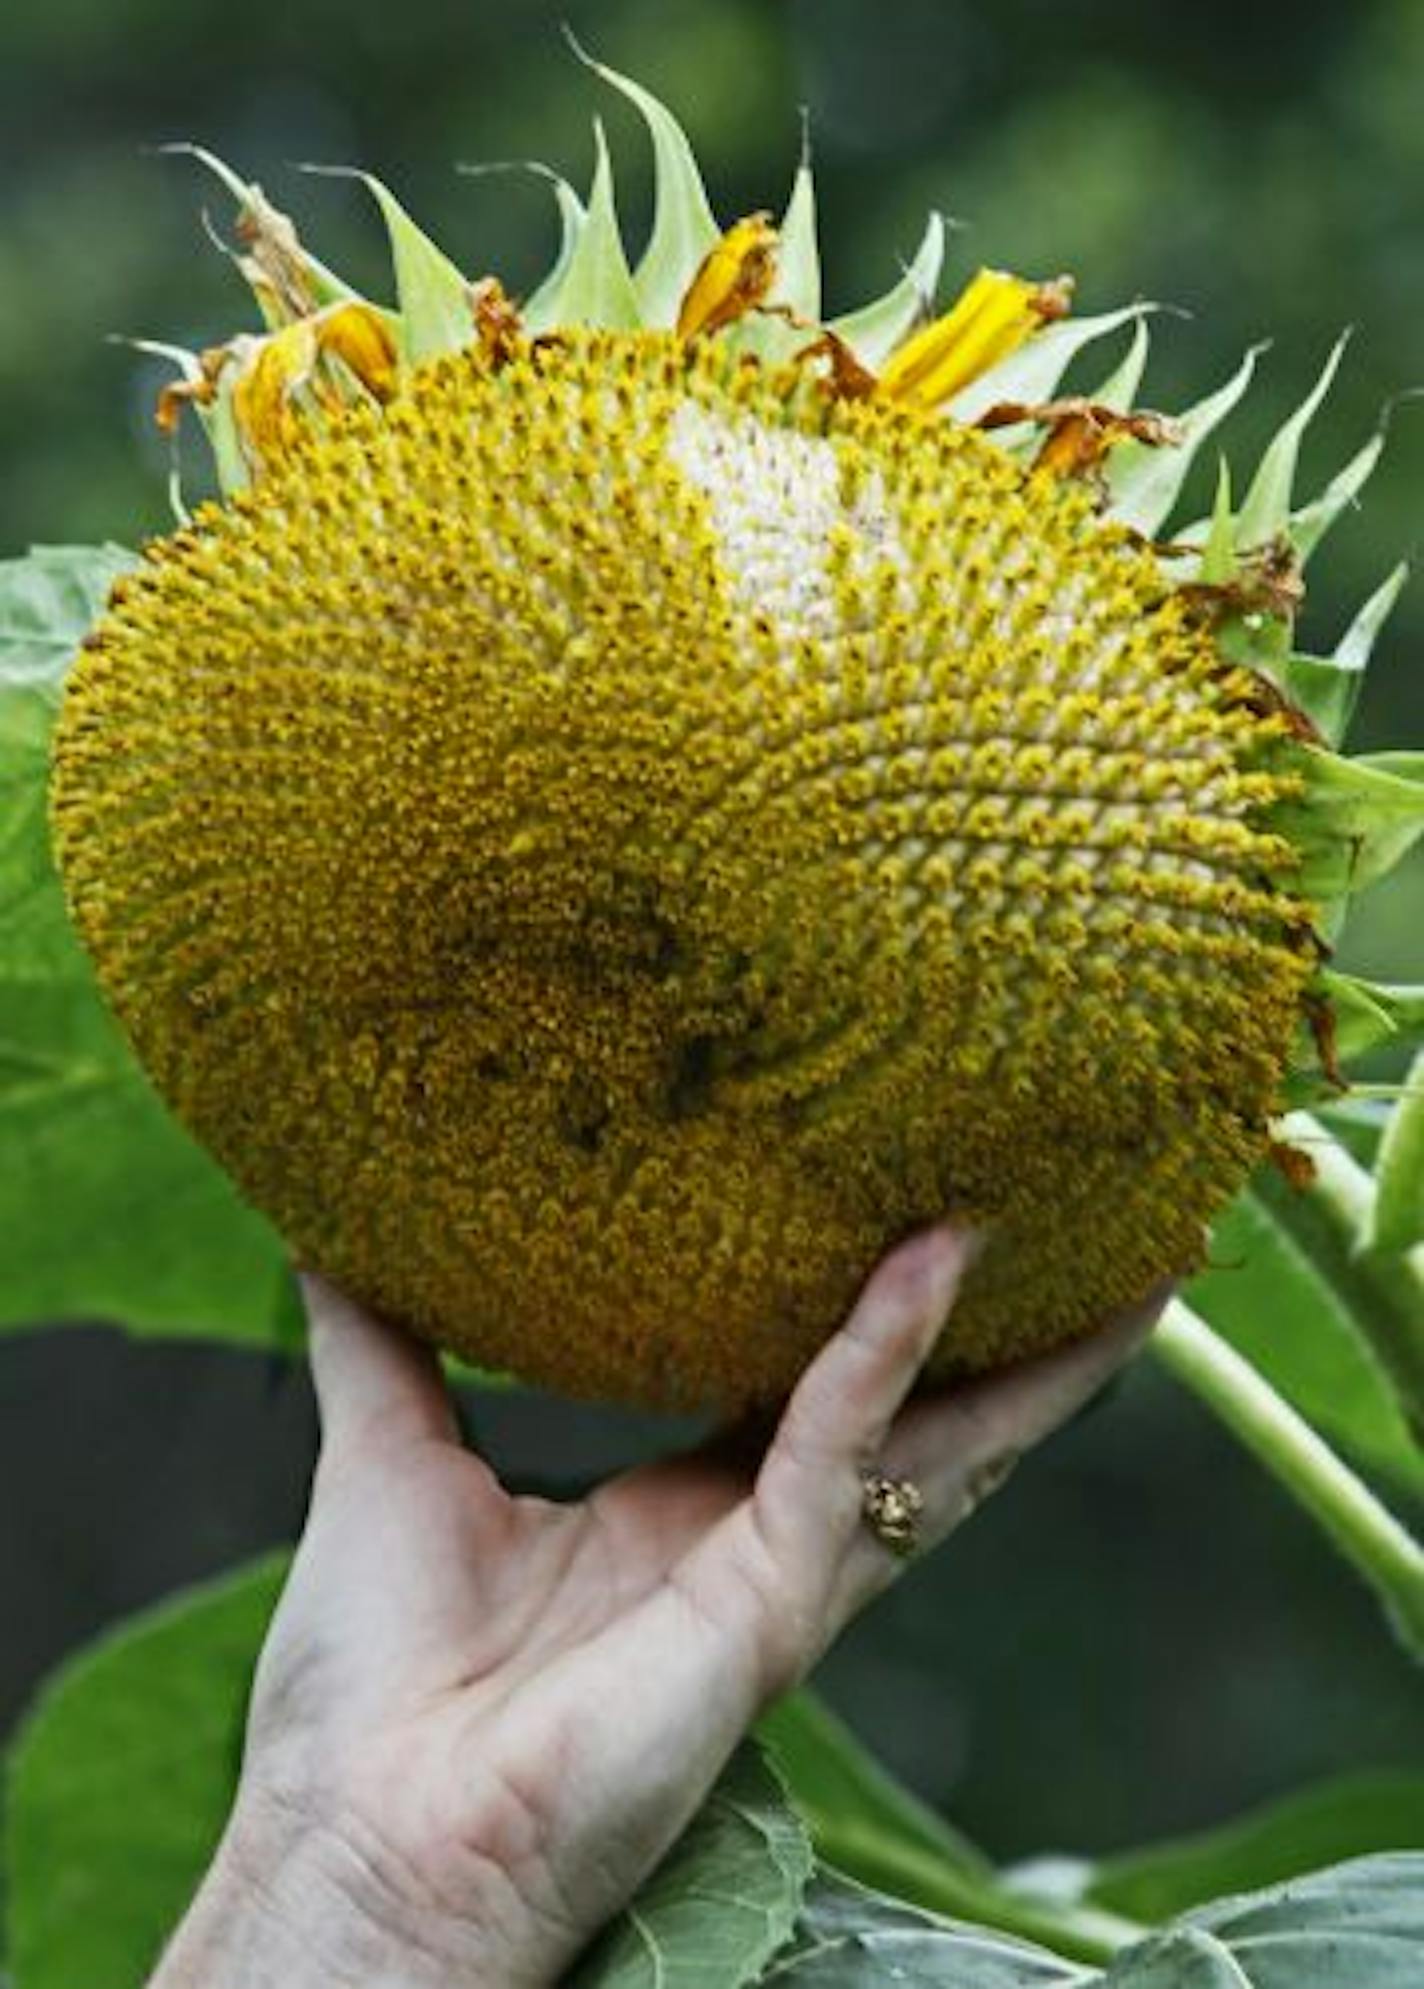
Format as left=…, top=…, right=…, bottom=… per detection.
left=860, top=1469, right=924, bottom=1557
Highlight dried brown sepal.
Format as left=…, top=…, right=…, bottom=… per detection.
left=471, top=277, right=523, bottom=368
left=1267, top=1137, right=1319, bottom=1190
left=153, top=346, right=232, bottom=434
left=1030, top=274, right=1076, bottom=324
left=1177, top=536, right=1307, bottom=629
left=795, top=327, right=880, bottom=401
left=978, top=398, right=1181, bottom=493
left=233, top=195, right=322, bottom=328
left=1303, top=988, right=1347, bottom=1091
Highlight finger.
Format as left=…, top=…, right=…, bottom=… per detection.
left=301, top=1272, right=461, bottom=1457
left=751, top=1224, right=978, bottom=1572
left=831, top=1279, right=1170, bottom=1613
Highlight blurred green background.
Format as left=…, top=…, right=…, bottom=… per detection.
left=2, top=0, right=1422, bottom=1864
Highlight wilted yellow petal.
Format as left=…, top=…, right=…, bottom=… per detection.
left=231, top=321, right=319, bottom=465
left=676, top=213, right=779, bottom=340
left=316, top=301, right=400, bottom=403
left=879, top=267, right=1072, bottom=410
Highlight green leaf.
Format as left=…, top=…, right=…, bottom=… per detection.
left=0, top=543, right=134, bottom=695
left=1088, top=1774, right=1424, bottom=1922
left=1100, top=1853, right=1424, bottom=1987
left=830, top=213, right=946, bottom=368
left=540, top=120, right=642, bottom=330
left=1189, top=1185, right=1424, bottom=1499
left=1236, top=335, right=1348, bottom=550
left=1291, top=429, right=1385, bottom=564
left=768, top=1856, right=1424, bottom=1986
left=949, top=304, right=1147, bottom=425
left=1108, top=344, right=1265, bottom=537
left=4, top=1554, right=288, bottom=1989
left=575, top=45, right=720, bottom=328
left=758, top=1689, right=990, bottom=1878
left=0, top=546, right=290, bottom=1345
left=760, top=1871, right=1080, bottom=1985
left=568, top=1746, right=813, bottom=1989
left=1369, top=1049, right=1424, bottom=1256
left=309, top=167, right=471, bottom=365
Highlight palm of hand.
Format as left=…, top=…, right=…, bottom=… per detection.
left=229, top=1244, right=1161, bottom=1986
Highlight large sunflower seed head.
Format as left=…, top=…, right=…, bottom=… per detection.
left=51, top=73, right=1424, bottom=1408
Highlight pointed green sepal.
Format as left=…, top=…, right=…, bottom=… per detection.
left=1090, top=315, right=1150, bottom=411
left=770, top=138, right=821, bottom=322
left=1292, top=430, right=1386, bottom=564
left=197, top=395, right=250, bottom=498
left=1285, top=657, right=1362, bottom=750
left=538, top=120, right=641, bottom=331
left=1368, top=1049, right=1424, bottom=1256
left=319, top=169, right=472, bottom=366
left=1273, top=743, right=1424, bottom=905
left=1199, top=457, right=1237, bottom=584
left=1321, top=972, right=1424, bottom=1062
left=1108, top=343, right=1266, bottom=537
left=730, top=137, right=822, bottom=367
left=521, top=170, right=588, bottom=333
left=574, top=48, right=719, bottom=327
left=829, top=213, right=946, bottom=368
left=1284, top=563, right=1409, bottom=747
left=1236, top=334, right=1349, bottom=550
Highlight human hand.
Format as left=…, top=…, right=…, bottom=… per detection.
left=151, top=1228, right=1166, bottom=1989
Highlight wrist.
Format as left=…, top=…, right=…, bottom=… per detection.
left=149, top=1783, right=506, bottom=1989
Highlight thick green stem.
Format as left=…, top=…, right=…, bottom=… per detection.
left=1153, top=1300, right=1424, bottom=1663
left=1279, top=1111, right=1424, bottom=1444
left=808, top=1822, right=1142, bottom=1965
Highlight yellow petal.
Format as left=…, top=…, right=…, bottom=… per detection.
left=316, top=301, right=400, bottom=403
left=675, top=213, right=779, bottom=340
left=879, top=267, right=1071, bottom=410
left=230, top=321, right=319, bottom=465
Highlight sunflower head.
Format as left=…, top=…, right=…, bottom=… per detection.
left=50, top=58, right=1424, bottom=1409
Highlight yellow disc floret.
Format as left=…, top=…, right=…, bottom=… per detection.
left=52, top=330, right=1313, bottom=1408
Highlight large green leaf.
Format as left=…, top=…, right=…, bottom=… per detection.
left=1100, top=1854, right=1424, bottom=1986
left=570, top=1748, right=813, bottom=1989
left=765, top=1858, right=1424, bottom=1986
left=3, top=1553, right=288, bottom=1989
left=1189, top=1185, right=1424, bottom=1499
left=0, top=545, right=290, bottom=1344
left=1087, top=1774, right=1424, bottom=1922
left=760, top=1872, right=1083, bottom=1985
